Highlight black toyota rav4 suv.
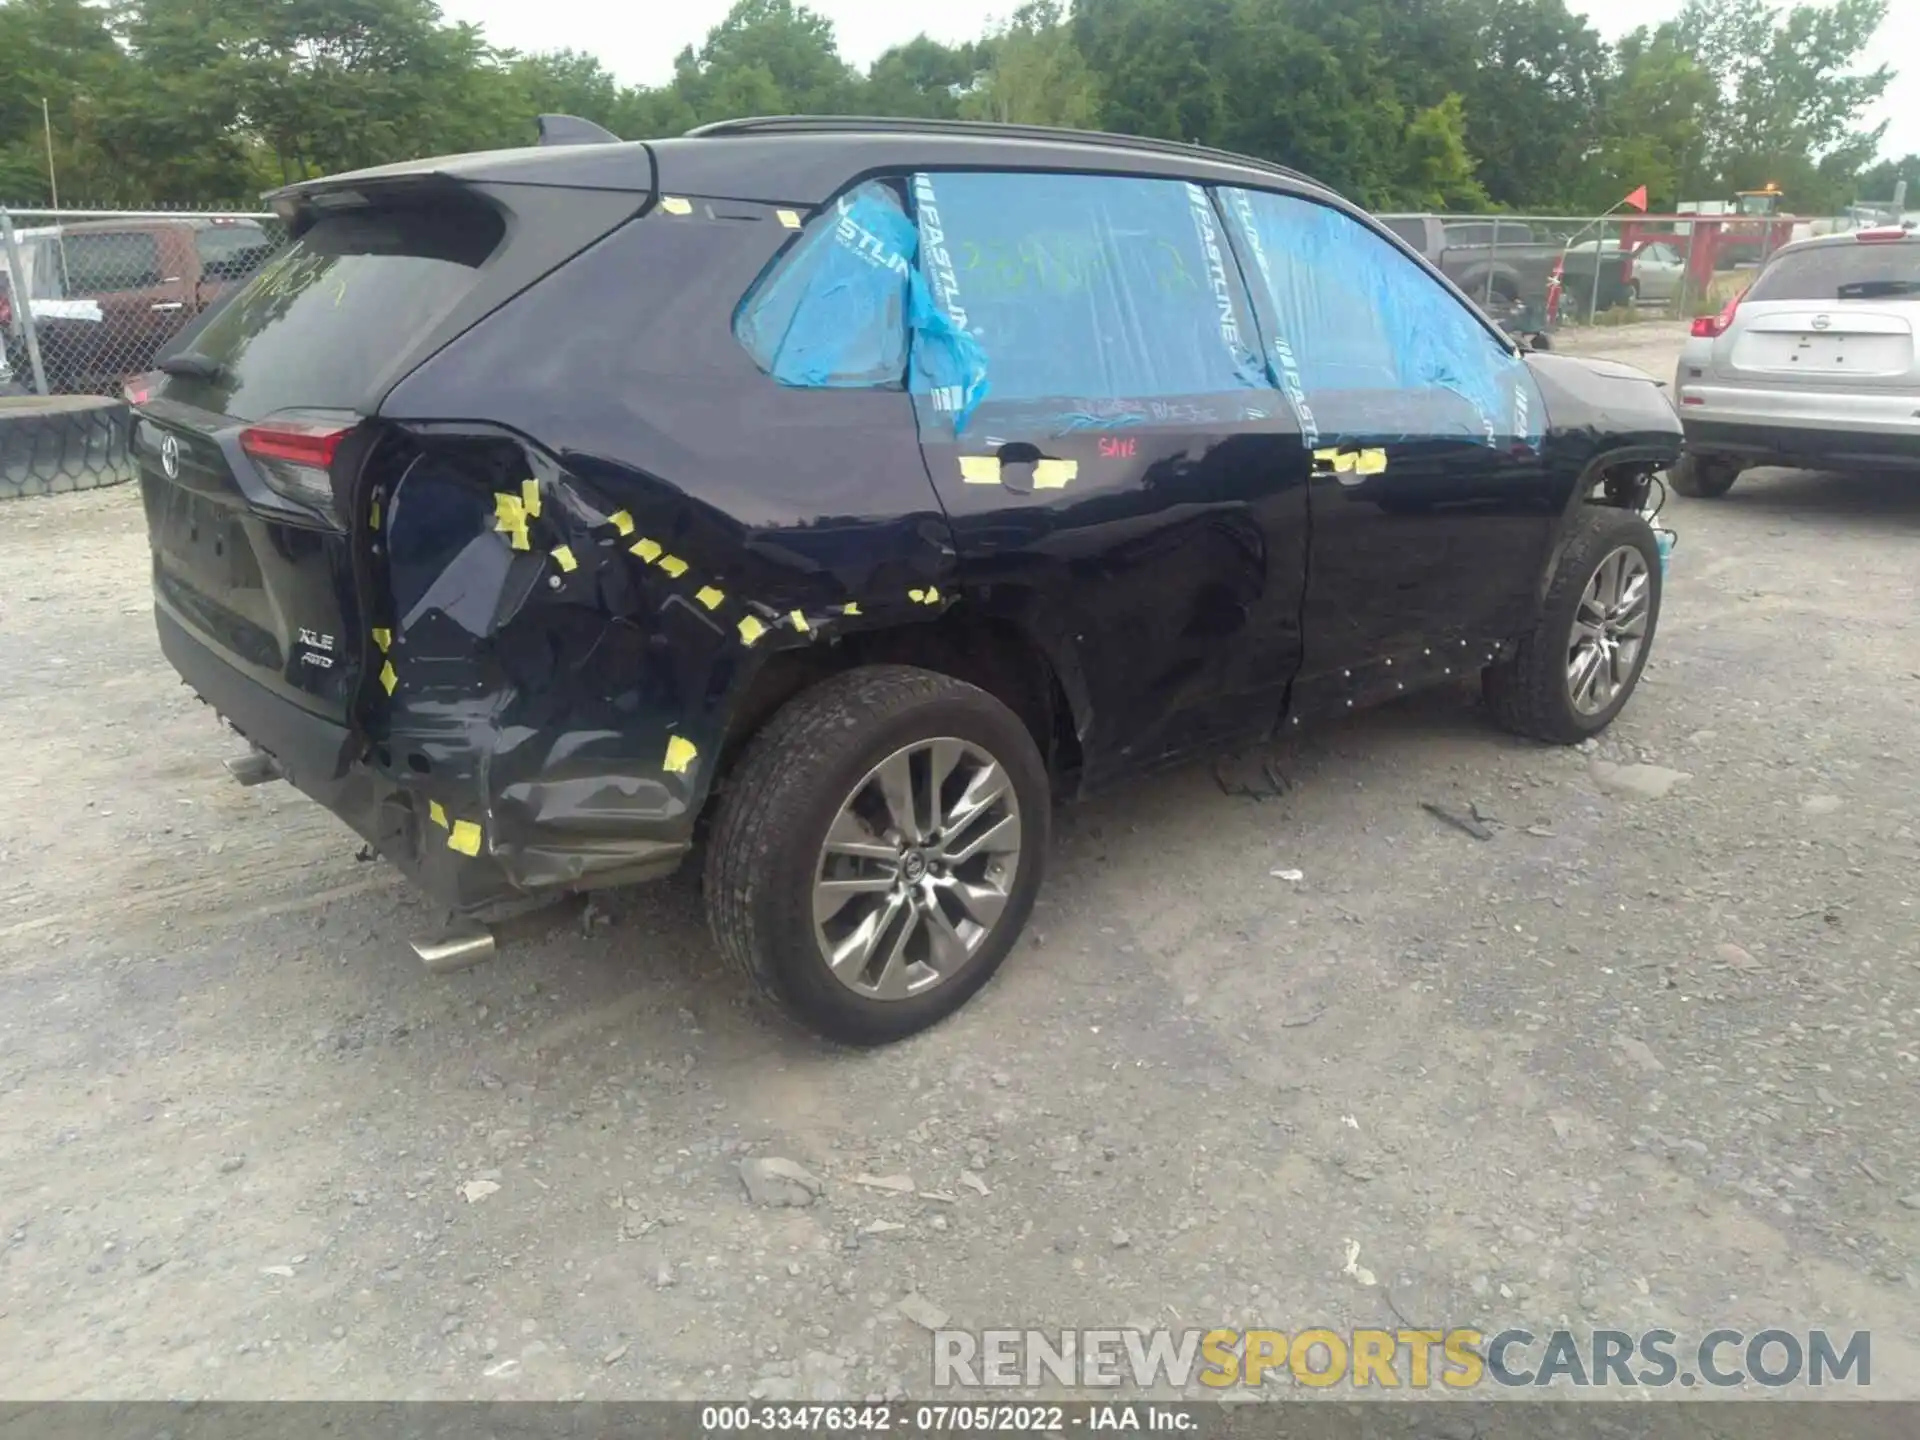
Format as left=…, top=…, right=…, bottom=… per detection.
left=132, top=116, right=1682, bottom=1043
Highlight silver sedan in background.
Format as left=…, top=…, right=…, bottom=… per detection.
left=1668, top=226, right=1920, bottom=496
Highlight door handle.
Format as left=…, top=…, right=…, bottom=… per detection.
left=150, top=301, right=184, bottom=312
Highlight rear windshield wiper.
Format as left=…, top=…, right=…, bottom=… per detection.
left=158, top=352, right=223, bottom=379
left=1835, top=279, right=1920, bottom=299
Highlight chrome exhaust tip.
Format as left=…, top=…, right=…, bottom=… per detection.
left=223, top=750, right=283, bottom=787
left=411, top=930, right=496, bottom=974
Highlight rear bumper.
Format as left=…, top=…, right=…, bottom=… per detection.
left=157, top=609, right=691, bottom=917
left=1681, top=418, right=1920, bottom=471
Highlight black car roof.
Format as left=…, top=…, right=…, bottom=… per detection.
left=268, top=116, right=1344, bottom=211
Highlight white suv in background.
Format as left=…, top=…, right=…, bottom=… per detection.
left=1669, top=226, right=1920, bottom=496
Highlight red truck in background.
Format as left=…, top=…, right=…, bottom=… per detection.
left=2, top=216, right=277, bottom=395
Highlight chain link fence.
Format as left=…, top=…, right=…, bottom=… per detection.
left=1375, top=209, right=1867, bottom=335
left=1, top=204, right=288, bottom=497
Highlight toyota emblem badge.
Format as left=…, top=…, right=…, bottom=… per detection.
left=159, top=432, right=180, bottom=479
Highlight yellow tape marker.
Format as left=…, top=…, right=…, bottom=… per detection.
left=842, top=602, right=861, bottom=616
left=663, top=735, right=698, bottom=774
left=631, top=537, right=663, bottom=563
left=1032, top=458, right=1078, bottom=489
left=660, top=197, right=693, bottom=216
left=959, top=455, right=1001, bottom=485
left=607, top=509, right=635, bottom=536
left=520, top=478, right=542, bottom=519
left=371, top=627, right=391, bottom=653
left=790, top=610, right=810, bottom=633
left=776, top=209, right=802, bottom=229
left=494, top=493, right=530, bottom=550
left=428, top=800, right=448, bottom=829
left=1313, top=447, right=1389, bottom=476
left=908, top=587, right=942, bottom=606
left=379, top=660, right=398, bottom=695
left=658, top=554, right=689, bottom=578
left=696, top=586, right=725, bottom=610
left=447, top=820, right=482, bottom=856
left=551, top=545, right=578, bottom=573
left=368, top=498, right=381, bottom=531
left=738, top=615, right=766, bottom=646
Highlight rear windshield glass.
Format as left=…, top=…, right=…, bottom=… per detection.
left=168, top=201, right=503, bottom=420
left=1746, top=240, right=1920, bottom=302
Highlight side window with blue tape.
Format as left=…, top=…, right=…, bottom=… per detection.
left=1218, top=187, right=1545, bottom=449
left=907, top=170, right=1271, bottom=437
left=733, top=182, right=915, bottom=389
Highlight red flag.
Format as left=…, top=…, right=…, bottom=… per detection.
left=1623, top=185, right=1650, bottom=212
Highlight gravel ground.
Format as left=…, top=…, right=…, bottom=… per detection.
left=2, top=321, right=1917, bottom=1401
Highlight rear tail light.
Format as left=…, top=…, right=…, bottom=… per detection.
left=1854, top=226, right=1911, bottom=243
left=123, top=372, right=159, bottom=406
left=1691, top=289, right=1745, bottom=339
left=241, top=419, right=352, bottom=517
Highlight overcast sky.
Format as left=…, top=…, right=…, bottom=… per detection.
left=437, top=0, right=1918, bottom=175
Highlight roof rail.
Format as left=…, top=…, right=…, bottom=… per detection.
left=684, top=116, right=1317, bottom=188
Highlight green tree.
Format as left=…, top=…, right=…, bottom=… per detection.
left=959, top=1, right=1099, bottom=128
left=1398, top=93, right=1490, bottom=210
left=1584, top=29, right=1717, bottom=211
left=1671, top=0, right=1892, bottom=211
left=669, top=0, right=856, bottom=126
left=1852, top=152, right=1919, bottom=207
left=0, top=0, right=134, bottom=202
left=861, top=36, right=982, bottom=120
left=1440, top=0, right=1609, bottom=210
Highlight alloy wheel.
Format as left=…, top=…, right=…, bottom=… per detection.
left=812, top=737, right=1023, bottom=1001
left=1567, top=544, right=1652, bottom=715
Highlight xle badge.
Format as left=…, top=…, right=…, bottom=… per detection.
left=297, top=627, right=336, bottom=669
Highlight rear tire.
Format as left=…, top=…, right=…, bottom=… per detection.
left=704, top=665, right=1049, bottom=1045
left=1668, top=453, right=1741, bottom=498
left=1484, top=506, right=1662, bottom=744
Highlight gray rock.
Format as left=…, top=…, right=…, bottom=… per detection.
left=1613, top=1034, right=1665, bottom=1073
left=896, top=1293, right=950, bottom=1330
left=217, top=1156, right=246, bottom=1174
left=739, top=1157, right=824, bottom=1208
left=1590, top=761, right=1690, bottom=800
left=1802, top=794, right=1844, bottom=816
left=1898, top=1194, right=1920, bottom=1211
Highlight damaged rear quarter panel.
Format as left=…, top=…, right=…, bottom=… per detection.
left=367, top=201, right=958, bottom=910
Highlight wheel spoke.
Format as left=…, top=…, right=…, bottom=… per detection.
left=943, top=811, right=1022, bottom=865
left=813, top=874, right=897, bottom=927
left=926, top=740, right=966, bottom=829
left=828, top=892, right=904, bottom=978
left=870, top=905, right=922, bottom=1000
left=942, top=876, right=1009, bottom=933
left=874, top=750, right=921, bottom=843
left=1612, top=607, right=1649, bottom=640
left=941, top=761, right=1009, bottom=837
left=919, top=895, right=974, bottom=975
left=1602, top=550, right=1628, bottom=610
left=823, top=810, right=898, bottom=863
left=1569, top=646, right=1604, bottom=707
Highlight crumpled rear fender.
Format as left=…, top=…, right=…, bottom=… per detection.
left=354, top=422, right=956, bottom=913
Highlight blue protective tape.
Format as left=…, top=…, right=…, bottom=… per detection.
left=734, top=182, right=916, bottom=390
left=907, top=171, right=1268, bottom=437
left=1220, top=188, right=1545, bottom=448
